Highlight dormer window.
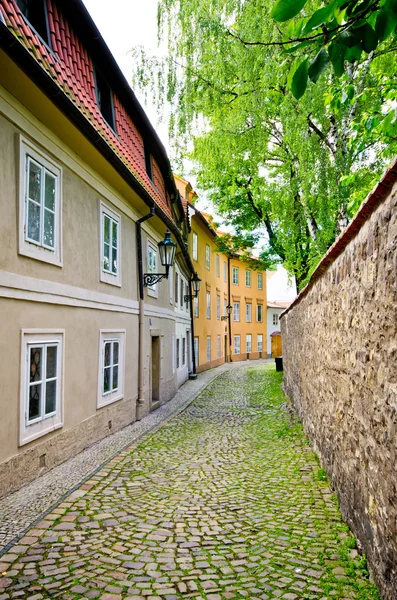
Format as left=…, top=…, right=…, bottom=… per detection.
left=17, top=0, right=50, bottom=46
left=94, top=67, right=116, bottom=131
left=144, top=145, right=153, bottom=181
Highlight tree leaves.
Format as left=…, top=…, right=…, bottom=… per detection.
left=131, top=0, right=397, bottom=288
left=271, top=0, right=308, bottom=22
left=308, top=48, right=330, bottom=82
left=274, top=0, right=397, bottom=93
left=290, top=58, right=308, bottom=98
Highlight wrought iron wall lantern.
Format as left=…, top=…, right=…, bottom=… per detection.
left=221, top=304, right=233, bottom=321
left=184, top=272, right=201, bottom=302
left=143, top=230, right=177, bottom=287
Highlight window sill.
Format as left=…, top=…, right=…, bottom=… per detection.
left=20, top=420, right=63, bottom=447
left=97, top=392, right=123, bottom=409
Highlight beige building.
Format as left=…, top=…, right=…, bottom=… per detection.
left=0, top=0, right=193, bottom=496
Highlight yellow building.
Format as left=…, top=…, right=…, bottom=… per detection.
left=175, top=176, right=267, bottom=372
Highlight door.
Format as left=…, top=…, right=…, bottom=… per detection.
left=271, top=334, right=282, bottom=358
left=151, top=336, right=160, bottom=406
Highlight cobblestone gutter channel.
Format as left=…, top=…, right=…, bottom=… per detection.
left=0, top=364, right=379, bottom=599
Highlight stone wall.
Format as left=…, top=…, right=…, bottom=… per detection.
left=281, top=161, right=397, bottom=600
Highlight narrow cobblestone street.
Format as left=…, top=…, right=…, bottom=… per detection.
left=0, top=364, right=378, bottom=600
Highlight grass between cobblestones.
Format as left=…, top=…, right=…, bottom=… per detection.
left=0, top=364, right=380, bottom=600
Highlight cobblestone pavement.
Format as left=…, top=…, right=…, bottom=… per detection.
left=0, top=361, right=246, bottom=551
left=0, top=364, right=379, bottom=600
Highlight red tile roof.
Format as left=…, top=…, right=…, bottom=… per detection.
left=0, top=0, right=173, bottom=220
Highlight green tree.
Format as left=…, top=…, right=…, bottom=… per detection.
left=132, top=0, right=397, bottom=289
left=270, top=0, right=397, bottom=97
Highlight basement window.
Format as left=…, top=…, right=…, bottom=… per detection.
left=17, top=0, right=50, bottom=46
left=94, top=67, right=116, bottom=131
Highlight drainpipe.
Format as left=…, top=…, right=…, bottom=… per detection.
left=228, top=256, right=232, bottom=362
left=136, top=206, right=155, bottom=420
left=189, top=277, right=197, bottom=379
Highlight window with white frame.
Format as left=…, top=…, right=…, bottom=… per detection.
left=100, top=202, right=121, bottom=287
left=216, top=295, right=221, bottom=320
left=206, top=244, right=210, bottom=269
left=98, top=330, right=125, bottom=408
left=194, top=337, right=199, bottom=366
left=258, top=272, right=263, bottom=290
left=206, top=291, right=211, bottom=319
left=273, top=313, right=279, bottom=326
left=185, top=283, right=189, bottom=310
left=175, top=272, right=179, bottom=305
left=193, top=296, right=199, bottom=317
left=192, top=232, right=198, bottom=261
left=19, top=137, right=62, bottom=266
left=246, top=303, right=252, bottom=322
left=147, top=241, right=158, bottom=296
left=246, top=270, right=251, bottom=287
left=182, top=337, right=186, bottom=365
left=246, top=334, right=252, bottom=353
left=207, top=336, right=211, bottom=362
left=217, top=335, right=221, bottom=358
left=176, top=338, right=180, bottom=368
left=20, top=330, right=64, bottom=446
left=233, top=301, right=240, bottom=322
left=234, top=335, right=240, bottom=354
left=257, top=304, right=263, bottom=322
left=224, top=261, right=227, bottom=282
left=180, top=278, right=184, bottom=309
left=216, top=254, right=220, bottom=277
left=232, top=266, right=239, bottom=284
left=257, top=334, right=263, bottom=353
left=224, top=298, right=227, bottom=317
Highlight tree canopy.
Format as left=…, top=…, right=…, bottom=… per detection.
left=132, top=0, right=397, bottom=289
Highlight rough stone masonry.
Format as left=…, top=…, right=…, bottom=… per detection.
left=281, top=162, right=397, bottom=599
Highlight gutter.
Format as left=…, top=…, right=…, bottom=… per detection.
left=135, top=207, right=156, bottom=420
left=0, top=21, right=194, bottom=276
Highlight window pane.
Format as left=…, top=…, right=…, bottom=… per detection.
left=43, top=209, right=55, bottom=248
left=104, top=215, right=110, bottom=244
left=104, top=342, right=112, bottom=367
left=45, top=380, right=56, bottom=414
left=30, top=347, right=42, bottom=382
left=112, top=365, right=119, bottom=390
left=112, top=221, right=118, bottom=248
left=44, top=172, right=56, bottom=211
left=103, top=243, right=110, bottom=271
left=113, top=341, right=119, bottom=366
left=103, top=366, right=111, bottom=393
left=112, top=246, right=118, bottom=274
left=28, top=160, right=41, bottom=202
left=29, top=384, right=41, bottom=420
left=27, top=200, right=41, bottom=242
left=46, top=346, right=57, bottom=379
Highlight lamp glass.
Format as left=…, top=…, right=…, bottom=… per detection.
left=158, top=231, right=177, bottom=267
left=226, top=304, right=233, bottom=315
left=192, top=273, right=201, bottom=295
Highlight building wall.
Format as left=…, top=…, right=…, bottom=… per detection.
left=281, top=177, right=397, bottom=599
left=229, top=257, right=267, bottom=361
left=0, top=77, right=185, bottom=496
left=189, top=216, right=228, bottom=372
